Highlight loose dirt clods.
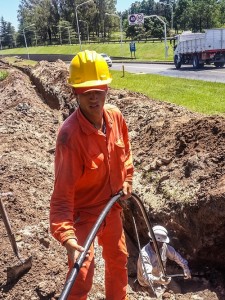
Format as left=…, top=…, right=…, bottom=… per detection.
left=0, top=59, right=225, bottom=299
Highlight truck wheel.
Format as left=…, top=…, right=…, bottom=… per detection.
left=214, top=62, right=224, bottom=68
left=174, top=55, right=181, bottom=69
left=193, top=55, right=200, bottom=69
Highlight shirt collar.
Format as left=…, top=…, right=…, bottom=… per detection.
left=77, top=106, right=113, bottom=135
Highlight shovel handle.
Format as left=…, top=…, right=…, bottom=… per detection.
left=0, top=199, right=19, bottom=258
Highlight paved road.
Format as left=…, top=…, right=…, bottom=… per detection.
left=111, top=62, right=225, bottom=83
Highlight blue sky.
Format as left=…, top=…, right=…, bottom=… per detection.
left=0, top=0, right=135, bottom=31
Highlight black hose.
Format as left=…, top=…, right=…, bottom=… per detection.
left=59, top=191, right=123, bottom=300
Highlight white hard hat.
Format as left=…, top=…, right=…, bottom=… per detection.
left=148, top=225, right=170, bottom=243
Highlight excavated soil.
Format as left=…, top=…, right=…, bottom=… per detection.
left=0, top=58, right=225, bottom=300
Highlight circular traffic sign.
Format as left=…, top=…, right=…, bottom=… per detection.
left=136, top=13, right=144, bottom=23
left=129, top=14, right=136, bottom=24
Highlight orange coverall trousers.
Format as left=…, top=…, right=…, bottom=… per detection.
left=67, top=205, right=128, bottom=300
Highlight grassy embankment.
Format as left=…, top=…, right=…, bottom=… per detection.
left=1, top=43, right=225, bottom=116
left=110, top=71, right=225, bottom=115
left=0, top=42, right=174, bottom=61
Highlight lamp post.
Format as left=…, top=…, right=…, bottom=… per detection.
left=79, top=20, right=89, bottom=43
left=160, top=1, right=174, bottom=32
left=144, top=15, right=168, bottom=58
left=23, top=23, right=35, bottom=60
left=106, top=13, right=123, bottom=55
left=105, top=12, right=124, bottom=75
left=75, top=0, right=93, bottom=50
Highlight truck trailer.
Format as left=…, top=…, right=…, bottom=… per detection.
left=174, top=28, right=225, bottom=69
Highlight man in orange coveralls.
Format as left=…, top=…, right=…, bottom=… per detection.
left=50, top=50, right=134, bottom=300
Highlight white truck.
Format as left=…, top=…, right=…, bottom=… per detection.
left=174, top=28, right=225, bottom=69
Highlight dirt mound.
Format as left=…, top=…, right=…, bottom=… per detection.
left=0, top=59, right=225, bottom=299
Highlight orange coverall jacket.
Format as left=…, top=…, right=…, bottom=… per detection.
left=50, top=104, right=134, bottom=244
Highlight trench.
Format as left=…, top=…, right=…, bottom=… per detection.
left=11, top=60, right=225, bottom=299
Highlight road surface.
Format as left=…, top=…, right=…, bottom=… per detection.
left=111, top=62, right=225, bottom=83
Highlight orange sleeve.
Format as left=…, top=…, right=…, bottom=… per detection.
left=121, top=114, right=134, bottom=182
left=50, top=135, right=82, bottom=244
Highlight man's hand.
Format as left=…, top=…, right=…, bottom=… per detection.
left=121, top=181, right=132, bottom=200
left=184, top=268, right=191, bottom=279
left=64, top=238, right=90, bottom=266
left=157, top=275, right=171, bottom=285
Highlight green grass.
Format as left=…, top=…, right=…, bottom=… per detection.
left=110, top=70, right=225, bottom=115
left=3, top=56, right=38, bottom=67
left=1, top=43, right=224, bottom=116
left=0, top=41, right=174, bottom=61
left=0, top=70, right=8, bottom=81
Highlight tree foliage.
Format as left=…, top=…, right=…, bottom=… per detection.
left=1, top=0, right=225, bottom=48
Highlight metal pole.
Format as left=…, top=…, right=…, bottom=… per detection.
left=0, top=37, right=2, bottom=50
left=59, top=26, right=62, bottom=45
left=164, top=23, right=168, bottom=58
left=75, top=0, right=94, bottom=50
left=119, top=16, right=125, bottom=77
left=34, top=30, right=37, bottom=47
left=144, top=15, right=168, bottom=59
left=106, top=13, right=124, bottom=74
left=23, top=29, right=29, bottom=60
left=87, top=24, right=89, bottom=43
left=171, top=4, right=174, bottom=32
left=67, top=27, right=71, bottom=45
left=75, top=8, right=81, bottom=50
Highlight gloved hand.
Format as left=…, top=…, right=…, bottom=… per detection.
left=184, top=268, right=191, bottom=279
left=157, top=275, right=171, bottom=285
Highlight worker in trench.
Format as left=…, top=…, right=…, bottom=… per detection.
left=137, top=225, right=191, bottom=298
left=50, top=50, right=134, bottom=300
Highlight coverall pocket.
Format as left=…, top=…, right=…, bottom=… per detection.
left=85, top=153, right=104, bottom=171
left=115, top=138, right=126, bottom=163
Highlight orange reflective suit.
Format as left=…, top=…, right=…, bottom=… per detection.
left=50, top=104, right=133, bottom=300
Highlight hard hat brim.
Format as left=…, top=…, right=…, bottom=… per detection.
left=74, top=84, right=108, bottom=95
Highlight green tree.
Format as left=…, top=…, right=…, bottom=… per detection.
left=174, top=0, right=192, bottom=32
left=192, top=0, right=220, bottom=32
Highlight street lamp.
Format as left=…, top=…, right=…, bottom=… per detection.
left=160, top=1, right=174, bottom=32
left=105, top=13, right=124, bottom=75
left=75, top=0, right=93, bottom=50
left=79, top=20, right=89, bottom=43
left=23, top=23, right=35, bottom=59
left=106, top=13, right=123, bottom=54
left=144, top=15, right=168, bottom=58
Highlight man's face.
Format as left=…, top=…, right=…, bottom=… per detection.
left=151, top=241, right=164, bottom=250
left=77, top=90, right=107, bottom=120
left=157, top=241, right=164, bottom=249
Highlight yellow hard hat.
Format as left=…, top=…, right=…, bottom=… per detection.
left=68, top=50, right=112, bottom=88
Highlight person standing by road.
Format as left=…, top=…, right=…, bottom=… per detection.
left=137, top=225, right=191, bottom=298
left=50, top=50, right=134, bottom=300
